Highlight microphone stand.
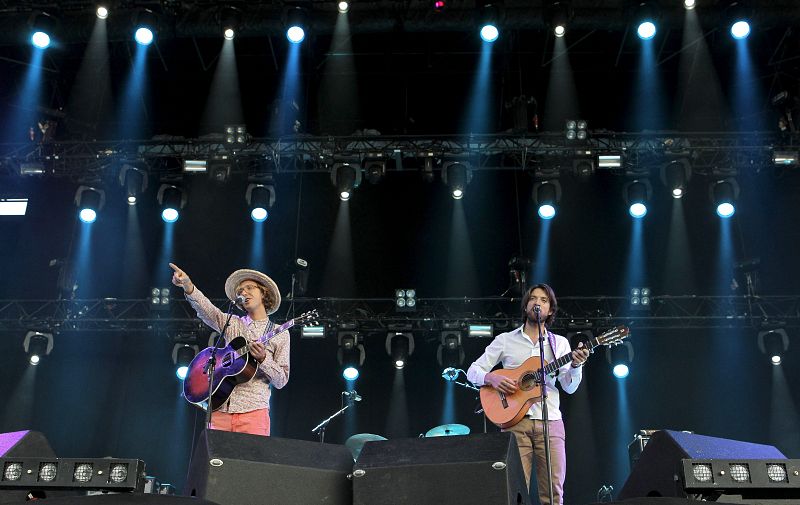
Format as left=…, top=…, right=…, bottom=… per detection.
left=443, top=370, right=487, bottom=434
left=535, top=306, right=555, bottom=505
left=311, top=392, right=359, bottom=443
left=204, top=301, right=237, bottom=430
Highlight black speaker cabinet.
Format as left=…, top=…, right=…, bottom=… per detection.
left=352, top=432, right=530, bottom=505
left=184, top=430, right=353, bottom=505
left=619, top=430, right=786, bottom=500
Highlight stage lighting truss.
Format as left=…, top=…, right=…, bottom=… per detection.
left=681, top=459, right=800, bottom=492
left=29, top=12, right=56, bottom=48
left=661, top=159, right=691, bottom=199
left=544, top=0, right=572, bottom=38
left=156, top=184, right=187, bottom=223
left=441, top=161, right=471, bottom=199
left=149, top=287, right=171, bottom=311
left=624, top=178, right=652, bottom=218
left=0, top=458, right=146, bottom=492
left=709, top=178, right=739, bottom=218
left=337, top=325, right=365, bottom=370
left=437, top=326, right=465, bottom=368
left=606, top=340, right=633, bottom=378
left=23, top=331, right=53, bottom=366
left=630, top=287, right=651, bottom=308
left=246, top=183, right=276, bottom=222
left=386, top=330, right=414, bottom=369
left=757, top=328, right=789, bottom=366
left=119, top=164, right=147, bottom=206
left=74, top=186, right=106, bottom=224
left=565, top=119, right=588, bottom=141
left=331, top=161, right=362, bottom=201
left=395, top=289, right=416, bottom=312
left=533, top=180, right=561, bottom=220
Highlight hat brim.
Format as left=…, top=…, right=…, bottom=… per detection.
left=224, top=269, right=282, bottom=315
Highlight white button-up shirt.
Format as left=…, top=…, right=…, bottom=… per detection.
left=467, top=325, right=582, bottom=420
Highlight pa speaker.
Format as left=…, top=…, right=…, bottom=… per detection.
left=184, top=430, right=352, bottom=505
left=618, top=430, right=786, bottom=500
left=352, top=432, right=530, bottom=505
left=0, top=430, right=55, bottom=458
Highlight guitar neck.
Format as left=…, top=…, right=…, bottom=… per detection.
left=540, top=336, right=601, bottom=376
left=258, top=318, right=295, bottom=345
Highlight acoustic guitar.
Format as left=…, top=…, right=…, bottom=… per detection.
left=183, top=310, right=319, bottom=411
left=479, top=325, right=629, bottom=428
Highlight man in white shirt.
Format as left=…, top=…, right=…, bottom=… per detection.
left=467, top=283, right=589, bottom=505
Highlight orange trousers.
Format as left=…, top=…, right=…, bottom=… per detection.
left=210, top=408, right=270, bottom=436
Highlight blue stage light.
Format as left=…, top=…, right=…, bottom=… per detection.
left=637, top=21, right=656, bottom=40
left=75, top=187, right=103, bottom=224
left=31, top=31, right=51, bottom=48
left=625, top=180, right=650, bottom=219
left=176, top=366, right=189, bottom=380
left=251, top=207, right=268, bottom=222
left=286, top=26, right=305, bottom=43
left=711, top=179, right=738, bottom=219
left=79, top=208, right=97, bottom=224
left=730, top=20, right=750, bottom=40
left=613, top=364, right=630, bottom=378
left=534, top=181, right=560, bottom=220
left=716, top=202, right=735, bottom=218
left=135, top=27, right=154, bottom=45
left=162, top=208, right=179, bottom=223
left=629, top=203, right=647, bottom=218
left=480, top=24, right=499, bottom=42
left=538, top=204, right=556, bottom=220
left=343, top=366, right=359, bottom=381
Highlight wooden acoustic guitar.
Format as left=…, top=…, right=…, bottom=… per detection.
left=479, top=325, right=629, bottom=428
left=183, top=310, right=318, bottom=411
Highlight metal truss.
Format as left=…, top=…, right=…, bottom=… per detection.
left=0, top=295, right=798, bottom=335
left=1, top=132, right=798, bottom=183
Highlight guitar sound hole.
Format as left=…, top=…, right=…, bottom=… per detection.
left=518, top=373, right=538, bottom=391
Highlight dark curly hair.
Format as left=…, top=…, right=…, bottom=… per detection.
left=249, top=282, right=277, bottom=313
left=520, top=283, right=558, bottom=327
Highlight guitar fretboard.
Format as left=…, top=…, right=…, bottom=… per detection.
left=531, top=337, right=600, bottom=381
left=232, top=318, right=296, bottom=358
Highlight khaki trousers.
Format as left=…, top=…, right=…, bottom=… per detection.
left=504, top=418, right=566, bottom=505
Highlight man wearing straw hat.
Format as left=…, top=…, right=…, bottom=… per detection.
left=170, top=263, right=290, bottom=436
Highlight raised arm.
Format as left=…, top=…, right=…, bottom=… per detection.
left=170, top=262, right=228, bottom=333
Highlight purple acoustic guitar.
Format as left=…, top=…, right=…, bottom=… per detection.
left=183, top=310, right=318, bottom=411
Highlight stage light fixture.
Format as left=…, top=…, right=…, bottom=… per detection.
left=338, top=1, right=350, bottom=13
left=661, top=159, right=691, bottom=199
left=337, top=325, right=364, bottom=380
left=0, top=198, right=28, bottom=216
left=437, top=327, right=465, bottom=368
left=119, top=164, right=147, bottom=206
left=758, top=329, right=789, bottom=366
left=331, top=162, right=361, bottom=201
left=149, top=287, right=171, bottom=310
left=0, top=458, right=145, bottom=491
left=74, top=186, right=105, bottom=224
left=134, top=10, right=156, bottom=46
left=544, top=0, right=571, bottom=38
left=683, top=0, right=696, bottom=9
left=224, top=124, right=248, bottom=147
left=709, top=178, right=739, bottom=218
left=772, top=150, right=798, bottom=166
left=598, top=154, right=622, bottom=169
left=386, top=331, right=414, bottom=369
left=364, top=160, right=386, bottom=184
left=23, top=331, right=53, bottom=366
left=220, top=6, right=240, bottom=39
left=30, top=13, right=55, bottom=49
left=394, top=289, right=417, bottom=312
left=442, top=161, right=471, bottom=199
left=477, top=0, right=500, bottom=42
left=157, top=184, right=186, bottom=223
left=433, top=0, right=445, bottom=12
left=19, top=162, right=45, bottom=176
left=630, top=286, right=651, bottom=307
left=172, top=344, right=198, bottom=380
left=96, top=6, right=109, bottom=19
left=565, top=119, right=587, bottom=140
left=730, top=20, right=750, bottom=39
left=468, top=324, right=494, bottom=338
left=533, top=180, right=561, bottom=220
left=246, top=183, right=276, bottom=222
left=285, top=7, right=307, bottom=43
left=606, top=341, right=633, bottom=379
left=634, top=2, right=658, bottom=40
left=623, top=179, right=651, bottom=218
left=208, top=159, right=232, bottom=183
left=302, top=325, right=325, bottom=338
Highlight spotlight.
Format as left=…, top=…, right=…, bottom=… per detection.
left=442, top=161, right=471, bottom=199
left=134, top=10, right=156, bottom=45
left=730, top=20, right=750, bottom=40
left=331, top=162, right=362, bottom=201
left=544, top=0, right=571, bottom=38
left=172, top=344, right=198, bottom=380
left=394, top=289, right=417, bottom=312
left=119, top=164, right=147, bottom=206
left=533, top=180, right=561, bottom=220
left=758, top=328, right=789, bottom=366
left=683, top=0, right=696, bottom=9
left=338, top=1, right=350, bottom=13
left=386, top=331, right=414, bottom=369
left=772, top=150, right=798, bottom=166
left=364, top=160, right=386, bottom=185
left=710, top=178, right=739, bottom=218
left=74, top=186, right=105, bottom=224
left=221, top=6, right=240, bottom=39
left=337, top=326, right=364, bottom=380
left=96, top=6, right=109, bottom=19
left=554, top=25, right=565, bottom=37
left=624, top=179, right=651, bottom=218
left=285, top=7, right=307, bottom=44
left=157, top=184, right=186, bottom=223
left=23, top=331, right=53, bottom=366
left=246, top=183, right=275, bottom=222
left=606, top=341, right=633, bottom=379
left=637, top=21, right=656, bottom=40
left=433, top=0, right=445, bottom=12
left=224, top=124, right=248, bottom=148
left=149, top=287, right=171, bottom=310
left=437, top=327, right=465, bottom=368
left=480, top=24, right=499, bottom=42
left=224, top=28, right=235, bottom=40
left=565, top=119, right=587, bottom=140
left=634, top=2, right=658, bottom=40
left=598, top=154, right=622, bottom=169
left=30, top=12, right=56, bottom=49
left=630, top=286, right=651, bottom=307
left=661, top=159, right=691, bottom=199
left=477, top=0, right=500, bottom=42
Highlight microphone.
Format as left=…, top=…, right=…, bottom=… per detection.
left=533, top=304, right=541, bottom=314
left=235, top=294, right=246, bottom=307
left=343, top=390, right=362, bottom=402
left=441, top=367, right=459, bottom=381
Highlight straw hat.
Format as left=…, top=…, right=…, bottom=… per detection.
left=224, top=269, right=281, bottom=315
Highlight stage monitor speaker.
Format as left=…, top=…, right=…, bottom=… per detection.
left=352, top=432, right=530, bottom=505
left=618, top=430, right=787, bottom=501
left=184, top=430, right=352, bottom=505
left=0, top=431, right=55, bottom=458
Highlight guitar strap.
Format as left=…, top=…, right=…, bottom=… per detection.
left=546, top=329, right=560, bottom=378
